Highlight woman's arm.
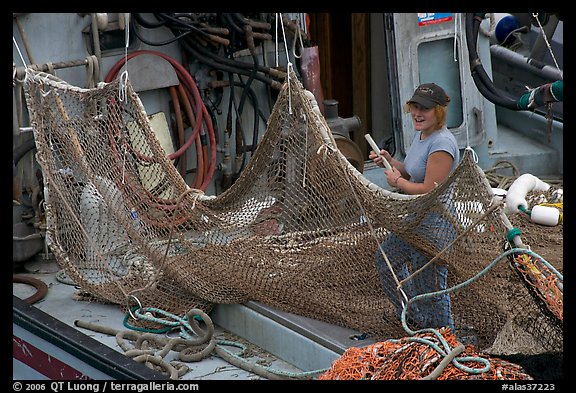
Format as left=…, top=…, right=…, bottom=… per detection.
left=394, top=151, right=454, bottom=195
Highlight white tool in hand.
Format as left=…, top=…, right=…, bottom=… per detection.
left=364, top=134, right=393, bottom=171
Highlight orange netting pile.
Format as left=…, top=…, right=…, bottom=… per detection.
left=319, top=328, right=533, bottom=380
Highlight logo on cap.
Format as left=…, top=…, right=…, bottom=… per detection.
left=408, top=83, right=449, bottom=108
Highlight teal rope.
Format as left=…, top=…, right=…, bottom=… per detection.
left=123, top=305, right=205, bottom=333
left=506, top=227, right=522, bottom=243
left=213, top=340, right=329, bottom=379
left=517, top=205, right=532, bottom=215
left=214, top=339, right=248, bottom=356
left=123, top=306, right=172, bottom=333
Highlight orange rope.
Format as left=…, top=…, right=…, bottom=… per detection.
left=513, top=254, right=563, bottom=321
left=319, top=329, right=533, bottom=380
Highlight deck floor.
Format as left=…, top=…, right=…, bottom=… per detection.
left=13, top=257, right=305, bottom=380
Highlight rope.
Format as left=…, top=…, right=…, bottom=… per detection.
left=532, top=13, right=562, bottom=74
left=123, top=307, right=171, bottom=334
left=277, top=13, right=293, bottom=114
left=319, top=326, right=532, bottom=380
left=420, top=344, right=465, bottom=380
left=13, top=36, right=28, bottom=68
left=75, top=319, right=190, bottom=378
left=118, top=305, right=327, bottom=379
left=506, top=227, right=522, bottom=243
left=213, top=342, right=327, bottom=380
left=291, top=22, right=304, bottom=59
left=483, top=160, right=563, bottom=190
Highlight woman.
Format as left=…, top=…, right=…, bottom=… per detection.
left=369, top=83, right=460, bottom=332
left=369, top=82, right=459, bottom=194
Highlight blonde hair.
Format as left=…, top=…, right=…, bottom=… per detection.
left=403, top=101, right=449, bottom=131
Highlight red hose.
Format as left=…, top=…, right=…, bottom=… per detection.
left=177, top=83, right=204, bottom=189
left=104, top=50, right=216, bottom=191
left=168, top=85, right=187, bottom=178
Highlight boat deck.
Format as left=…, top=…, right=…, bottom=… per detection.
left=13, top=255, right=373, bottom=380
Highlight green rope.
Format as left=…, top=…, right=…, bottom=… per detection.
left=123, top=305, right=205, bottom=333
left=123, top=306, right=172, bottom=333
left=506, top=227, right=522, bottom=243
left=517, top=205, right=532, bottom=215
left=213, top=340, right=328, bottom=380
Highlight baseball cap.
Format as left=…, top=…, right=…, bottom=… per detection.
left=408, top=83, right=450, bottom=108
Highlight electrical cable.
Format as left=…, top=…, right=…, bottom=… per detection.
left=465, top=13, right=521, bottom=110
left=465, top=13, right=563, bottom=112
left=132, top=13, right=285, bottom=87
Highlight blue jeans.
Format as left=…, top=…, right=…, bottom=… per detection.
left=375, top=212, right=455, bottom=331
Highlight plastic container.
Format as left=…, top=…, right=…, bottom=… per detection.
left=13, top=222, right=44, bottom=263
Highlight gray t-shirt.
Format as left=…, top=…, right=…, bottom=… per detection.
left=403, top=127, right=460, bottom=183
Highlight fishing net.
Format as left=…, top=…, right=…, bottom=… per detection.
left=21, top=66, right=562, bottom=370
left=318, top=328, right=534, bottom=380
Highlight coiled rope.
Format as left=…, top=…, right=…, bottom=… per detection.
left=76, top=304, right=328, bottom=380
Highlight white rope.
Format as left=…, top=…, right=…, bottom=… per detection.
left=454, top=14, right=474, bottom=155
left=13, top=36, right=28, bottom=68
left=453, top=14, right=462, bottom=62
left=124, top=13, right=130, bottom=61
left=278, top=14, right=291, bottom=68
left=119, top=12, right=132, bottom=183
left=275, top=13, right=293, bottom=114
left=118, top=13, right=131, bottom=103
left=479, top=13, right=495, bottom=38
left=119, top=70, right=129, bottom=102
left=465, top=146, right=479, bottom=163
left=532, top=13, right=562, bottom=76
left=275, top=14, right=280, bottom=67
left=292, top=22, right=304, bottom=59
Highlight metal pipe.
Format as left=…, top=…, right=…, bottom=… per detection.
left=91, top=13, right=103, bottom=83
left=14, top=16, right=35, bottom=65
left=490, top=44, right=563, bottom=81
left=324, top=99, right=362, bottom=137
left=15, top=58, right=95, bottom=74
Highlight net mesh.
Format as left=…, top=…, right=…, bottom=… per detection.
left=22, top=67, right=562, bottom=358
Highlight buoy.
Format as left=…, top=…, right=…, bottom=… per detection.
left=495, top=14, right=521, bottom=45
left=530, top=205, right=561, bottom=226
left=504, top=174, right=550, bottom=215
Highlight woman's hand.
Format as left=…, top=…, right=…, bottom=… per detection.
left=385, top=167, right=403, bottom=188
left=369, top=149, right=392, bottom=168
